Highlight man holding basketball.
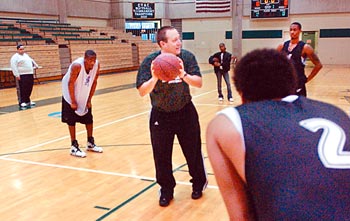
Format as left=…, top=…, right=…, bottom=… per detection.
left=206, top=49, right=350, bottom=220
left=136, top=26, right=207, bottom=207
left=277, top=22, right=323, bottom=97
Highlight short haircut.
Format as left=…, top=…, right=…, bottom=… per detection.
left=17, top=44, right=24, bottom=49
left=291, top=22, right=302, bottom=30
left=234, top=48, right=297, bottom=102
left=156, top=26, right=175, bottom=46
left=219, top=43, right=225, bottom=47
left=84, top=50, right=96, bottom=58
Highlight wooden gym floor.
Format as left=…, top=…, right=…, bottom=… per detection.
left=0, top=63, right=349, bottom=221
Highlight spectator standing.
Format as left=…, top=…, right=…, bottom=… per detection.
left=10, top=44, right=39, bottom=109
left=209, top=43, right=234, bottom=102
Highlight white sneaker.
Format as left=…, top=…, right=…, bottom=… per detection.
left=30, top=101, right=36, bottom=106
left=87, top=141, right=103, bottom=153
left=229, top=98, right=234, bottom=102
left=218, top=97, right=223, bottom=102
left=20, top=102, right=28, bottom=107
left=70, top=141, right=86, bottom=158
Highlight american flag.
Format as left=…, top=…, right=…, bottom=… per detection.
left=195, top=0, right=231, bottom=13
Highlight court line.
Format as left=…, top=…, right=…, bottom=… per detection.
left=0, top=87, right=220, bottom=189
left=0, top=83, right=221, bottom=185
left=196, top=103, right=235, bottom=107
left=0, top=142, right=213, bottom=157
left=0, top=156, right=218, bottom=190
left=0, top=84, right=220, bottom=171
left=0, top=111, right=150, bottom=158
left=192, top=89, right=217, bottom=98
left=97, top=182, right=157, bottom=221
left=0, top=87, right=220, bottom=187
left=2, top=86, right=220, bottom=156
left=0, top=156, right=154, bottom=179
left=0, top=69, right=215, bottom=114
left=0, top=80, right=220, bottom=219
left=96, top=163, right=188, bottom=220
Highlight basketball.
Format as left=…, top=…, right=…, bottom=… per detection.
left=212, top=57, right=220, bottom=67
left=152, top=53, right=182, bottom=81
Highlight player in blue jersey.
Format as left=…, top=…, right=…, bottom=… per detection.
left=277, top=22, right=322, bottom=97
left=206, top=48, right=350, bottom=220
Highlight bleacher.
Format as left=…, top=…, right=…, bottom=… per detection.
left=0, top=45, right=61, bottom=76
left=0, top=45, right=61, bottom=87
left=0, top=17, right=159, bottom=88
left=69, top=44, right=134, bottom=73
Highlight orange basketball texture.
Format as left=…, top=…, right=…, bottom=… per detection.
left=213, top=57, right=219, bottom=62
left=212, top=57, right=220, bottom=67
left=153, top=53, right=182, bottom=81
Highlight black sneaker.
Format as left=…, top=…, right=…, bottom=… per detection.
left=159, top=195, right=173, bottom=207
left=191, top=191, right=202, bottom=200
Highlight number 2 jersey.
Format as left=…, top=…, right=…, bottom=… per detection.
left=221, top=95, right=350, bottom=220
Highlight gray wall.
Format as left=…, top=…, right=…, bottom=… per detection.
left=0, top=0, right=349, bottom=65
left=0, top=0, right=110, bottom=20
left=0, top=0, right=349, bottom=22
left=0, top=0, right=58, bottom=16
left=66, top=0, right=110, bottom=19
left=168, top=0, right=350, bottom=18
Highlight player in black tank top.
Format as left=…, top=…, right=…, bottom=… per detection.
left=277, top=22, right=323, bottom=97
left=206, top=49, right=350, bottom=220
left=238, top=96, right=350, bottom=220
left=282, top=40, right=307, bottom=88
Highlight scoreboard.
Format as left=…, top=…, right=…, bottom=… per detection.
left=251, top=0, right=289, bottom=19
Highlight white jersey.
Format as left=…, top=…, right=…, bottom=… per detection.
left=62, top=57, right=99, bottom=116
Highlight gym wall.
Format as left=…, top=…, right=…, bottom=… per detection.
left=0, top=0, right=348, bottom=65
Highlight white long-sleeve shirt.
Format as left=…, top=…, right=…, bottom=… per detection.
left=10, top=53, right=38, bottom=77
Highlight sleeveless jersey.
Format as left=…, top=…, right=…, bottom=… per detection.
left=282, top=40, right=307, bottom=87
left=220, top=96, right=350, bottom=220
left=62, top=57, right=99, bottom=116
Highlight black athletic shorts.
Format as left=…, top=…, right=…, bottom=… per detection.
left=61, top=97, right=93, bottom=126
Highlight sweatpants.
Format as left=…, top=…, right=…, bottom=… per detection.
left=18, top=74, right=34, bottom=104
left=149, top=102, right=207, bottom=198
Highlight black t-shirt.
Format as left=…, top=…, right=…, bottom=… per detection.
left=136, top=49, right=201, bottom=112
